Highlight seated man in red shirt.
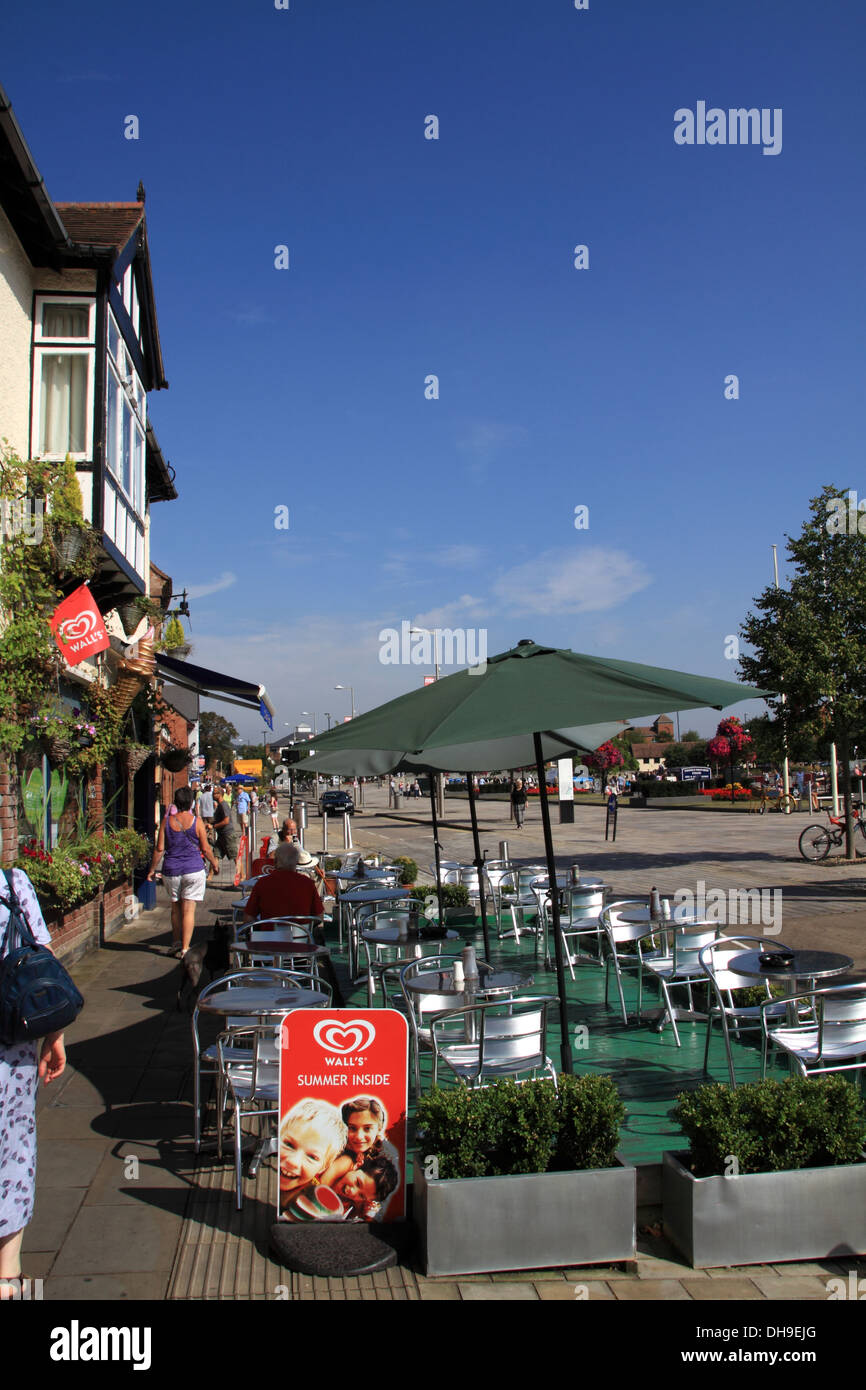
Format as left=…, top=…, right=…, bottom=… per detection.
left=244, top=841, right=324, bottom=929
left=243, top=841, right=344, bottom=1004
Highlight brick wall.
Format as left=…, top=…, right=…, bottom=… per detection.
left=0, top=758, right=16, bottom=867
left=43, top=875, right=135, bottom=967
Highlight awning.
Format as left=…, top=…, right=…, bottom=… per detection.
left=156, top=653, right=275, bottom=728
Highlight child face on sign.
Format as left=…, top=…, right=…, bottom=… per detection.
left=345, top=1107, right=385, bottom=1158
left=333, top=1166, right=378, bottom=1215
left=280, top=1118, right=340, bottom=1203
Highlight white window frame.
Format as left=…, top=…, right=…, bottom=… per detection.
left=32, top=347, right=95, bottom=462
left=105, top=308, right=146, bottom=518
left=34, top=296, right=97, bottom=344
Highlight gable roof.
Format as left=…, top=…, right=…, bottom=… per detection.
left=54, top=201, right=143, bottom=254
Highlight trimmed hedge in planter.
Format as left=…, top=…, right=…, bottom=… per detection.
left=664, top=1078, right=866, bottom=1267
left=415, top=1077, right=634, bottom=1274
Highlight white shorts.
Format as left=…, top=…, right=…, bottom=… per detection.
left=163, top=870, right=207, bottom=902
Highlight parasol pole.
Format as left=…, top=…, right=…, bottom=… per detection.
left=465, top=771, right=491, bottom=960
left=534, top=731, right=574, bottom=1075
left=427, top=770, right=445, bottom=927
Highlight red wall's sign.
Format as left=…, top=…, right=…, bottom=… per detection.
left=278, top=1009, right=408, bottom=1224
left=50, top=586, right=109, bottom=665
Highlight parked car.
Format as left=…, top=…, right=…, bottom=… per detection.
left=319, top=790, right=355, bottom=817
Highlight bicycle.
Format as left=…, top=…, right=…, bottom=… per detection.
left=798, top=808, right=866, bottom=861
left=749, top=788, right=801, bottom=815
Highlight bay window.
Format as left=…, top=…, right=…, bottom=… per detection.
left=105, top=308, right=146, bottom=518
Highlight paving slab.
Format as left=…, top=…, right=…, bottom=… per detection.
left=51, top=1201, right=184, bottom=1276
left=684, top=1279, right=766, bottom=1300
left=458, top=1281, right=540, bottom=1300
left=24, top=1188, right=86, bottom=1255
left=750, top=1275, right=838, bottom=1300
left=541, top=1279, right=616, bottom=1300
left=35, top=1138, right=112, bottom=1189
left=45, top=1273, right=169, bottom=1300
left=612, top=1279, right=694, bottom=1300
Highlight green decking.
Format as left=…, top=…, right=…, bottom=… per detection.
left=334, top=914, right=789, bottom=1170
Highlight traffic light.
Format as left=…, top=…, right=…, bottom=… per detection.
left=281, top=746, right=302, bottom=764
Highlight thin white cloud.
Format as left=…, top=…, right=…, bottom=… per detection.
left=491, top=549, right=652, bottom=616
left=412, top=595, right=488, bottom=628
left=185, top=571, right=237, bottom=601
left=456, top=421, right=528, bottom=461
left=433, top=545, right=482, bottom=568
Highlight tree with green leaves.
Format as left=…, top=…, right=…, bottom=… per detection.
left=199, top=711, right=238, bottom=770
left=739, top=485, right=866, bottom=856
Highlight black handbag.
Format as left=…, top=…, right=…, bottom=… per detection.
left=0, top=870, right=84, bottom=1045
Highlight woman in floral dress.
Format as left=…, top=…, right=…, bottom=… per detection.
left=0, top=867, right=66, bottom=1296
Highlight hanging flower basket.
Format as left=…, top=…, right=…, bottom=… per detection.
left=120, top=744, right=152, bottom=775
left=40, top=732, right=73, bottom=765
left=117, top=601, right=143, bottom=634
left=51, top=526, right=86, bottom=570
left=161, top=747, right=192, bottom=772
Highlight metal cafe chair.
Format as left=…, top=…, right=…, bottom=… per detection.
left=761, top=977, right=866, bottom=1081
left=699, top=935, right=795, bottom=1087
left=429, top=996, right=558, bottom=1089
left=359, top=902, right=422, bottom=1006
left=556, top=884, right=608, bottom=977
left=192, top=967, right=293, bottom=1156
left=599, top=900, right=655, bottom=1025
left=218, top=969, right=333, bottom=1209
left=400, top=954, right=469, bottom=1095
left=641, top=923, right=720, bottom=1046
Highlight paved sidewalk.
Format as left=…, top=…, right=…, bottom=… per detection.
left=23, top=852, right=866, bottom=1302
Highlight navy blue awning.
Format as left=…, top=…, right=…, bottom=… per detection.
left=156, top=653, right=275, bottom=727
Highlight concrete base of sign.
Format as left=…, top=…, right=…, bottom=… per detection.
left=269, top=1222, right=411, bottom=1276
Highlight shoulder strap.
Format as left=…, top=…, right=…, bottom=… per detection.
left=1, top=869, right=37, bottom=952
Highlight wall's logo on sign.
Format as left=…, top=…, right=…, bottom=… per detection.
left=312, top=1018, right=377, bottom=1055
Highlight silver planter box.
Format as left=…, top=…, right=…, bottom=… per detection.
left=663, top=1150, right=866, bottom=1268
left=415, top=1157, right=635, bottom=1276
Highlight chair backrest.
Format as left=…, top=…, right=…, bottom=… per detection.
left=516, top=865, right=547, bottom=894
left=561, top=885, right=606, bottom=924
left=819, top=978, right=866, bottom=1027
left=671, top=926, right=719, bottom=972
left=601, top=899, right=652, bottom=945
left=400, top=955, right=464, bottom=1023
left=236, top=918, right=314, bottom=943
left=699, top=935, right=779, bottom=994
left=432, top=997, right=554, bottom=1075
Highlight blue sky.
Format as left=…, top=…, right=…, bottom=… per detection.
left=3, top=0, right=864, bottom=740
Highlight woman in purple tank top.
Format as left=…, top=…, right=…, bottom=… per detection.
left=146, top=786, right=220, bottom=957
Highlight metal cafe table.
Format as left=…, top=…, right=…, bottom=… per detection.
left=360, top=923, right=461, bottom=1006
left=729, top=949, right=854, bottom=1024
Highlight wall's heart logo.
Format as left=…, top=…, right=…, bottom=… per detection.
left=60, top=610, right=98, bottom=641
left=313, top=1018, right=377, bottom=1054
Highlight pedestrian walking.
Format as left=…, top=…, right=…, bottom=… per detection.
left=511, top=777, right=527, bottom=829
left=146, top=785, right=220, bottom=957
left=0, top=868, right=66, bottom=1298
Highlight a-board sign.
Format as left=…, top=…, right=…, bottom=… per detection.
left=278, top=1009, right=408, bottom=1225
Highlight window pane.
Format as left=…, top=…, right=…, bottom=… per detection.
left=108, top=313, right=120, bottom=363
left=42, top=303, right=89, bottom=339
left=39, top=353, right=87, bottom=455
left=122, top=397, right=133, bottom=496
left=106, top=366, right=121, bottom=479
left=132, top=425, right=145, bottom=515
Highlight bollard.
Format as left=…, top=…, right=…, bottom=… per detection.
left=293, top=800, right=306, bottom=849
left=322, top=808, right=328, bottom=854
left=341, top=810, right=353, bottom=850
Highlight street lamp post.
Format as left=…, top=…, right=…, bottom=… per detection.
left=334, top=685, right=356, bottom=720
